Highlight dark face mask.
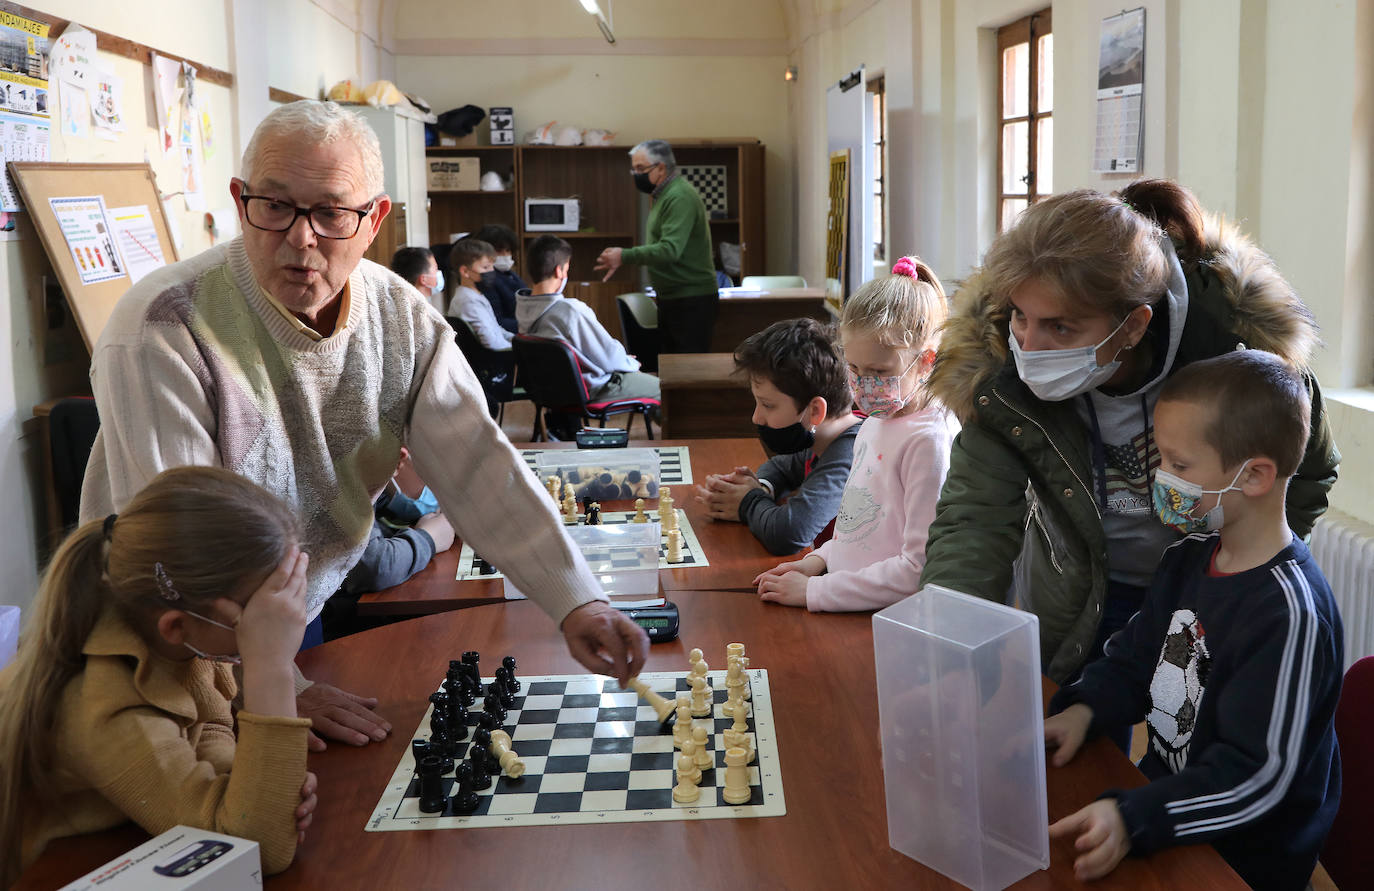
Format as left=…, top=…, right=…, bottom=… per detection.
left=478, top=270, right=498, bottom=286
left=756, top=421, right=815, bottom=455
left=633, top=171, right=656, bottom=194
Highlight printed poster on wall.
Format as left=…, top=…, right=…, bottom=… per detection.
left=0, top=110, right=49, bottom=211
left=0, top=10, right=50, bottom=116
left=1092, top=8, right=1146, bottom=173
left=106, top=205, right=165, bottom=285
left=49, top=195, right=127, bottom=285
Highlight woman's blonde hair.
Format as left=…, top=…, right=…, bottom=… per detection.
left=982, top=178, right=1206, bottom=320
left=840, top=255, right=949, bottom=351
left=0, top=467, right=297, bottom=883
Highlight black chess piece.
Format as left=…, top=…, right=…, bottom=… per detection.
left=461, top=651, right=482, bottom=690
left=451, top=761, right=480, bottom=814
left=483, top=689, right=507, bottom=724
left=492, top=669, right=517, bottom=708
left=472, top=728, right=502, bottom=775
left=502, top=656, right=521, bottom=692
left=414, top=739, right=453, bottom=775
left=586, top=503, right=601, bottom=525
left=417, top=755, right=447, bottom=813
left=468, top=745, right=493, bottom=791
left=477, top=712, right=499, bottom=732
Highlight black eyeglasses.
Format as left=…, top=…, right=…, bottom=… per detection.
left=239, top=193, right=377, bottom=239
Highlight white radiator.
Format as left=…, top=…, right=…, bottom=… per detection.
left=1310, top=509, right=1374, bottom=670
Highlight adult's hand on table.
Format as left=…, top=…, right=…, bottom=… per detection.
left=298, top=682, right=392, bottom=752
left=561, top=600, right=649, bottom=687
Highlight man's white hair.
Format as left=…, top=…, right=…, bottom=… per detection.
left=241, top=100, right=385, bottom=197
left=630, top=139, right=676, bottom=172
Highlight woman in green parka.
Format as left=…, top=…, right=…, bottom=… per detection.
left=920, top=180, right=1339, bottom=710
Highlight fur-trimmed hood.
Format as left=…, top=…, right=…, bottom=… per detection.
left=928, top=214, right=1322, bottom=424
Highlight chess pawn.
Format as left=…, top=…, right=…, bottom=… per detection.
left=689, top=675, right=712, bottom=717
left=673, top=701, right=693, bottom=748
left=628, top=677, right=677, bottom=725
left=631, top=498, right=649, bottom=523
left=666, top=529, right=683, bottom=564
left=488, top=729, right=526, bottom=778
left=688, top=647, right=704, bottom=667
left=691, top=725, right=713, bottom=771
left=673, top=753, right=701, bottom=803
left=690, top=656, right=712, bottom=693
left=680, top=736, right=703, bottom=783
left=722, top=747, right=752, bottom=805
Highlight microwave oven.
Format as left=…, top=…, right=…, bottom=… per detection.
left=524, top=198, right=581, bottom=232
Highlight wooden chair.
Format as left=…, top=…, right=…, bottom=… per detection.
left=512, top=334, right=657, bottom=441
left=1320, top=655, right=1374, bottom=891
left=615, top=292, right=659, bottom=373
left=447, top=316, right=525, bottom=423
left=740, top=275, right=807, bottom=289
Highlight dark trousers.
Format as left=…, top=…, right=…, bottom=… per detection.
left=1066, top=579, right=1148, bottom=754
left=657, top=293, right=720, bottom=353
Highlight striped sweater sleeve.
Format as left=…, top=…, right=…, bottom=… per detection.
left=1110, top=560, right=1332, bottom=854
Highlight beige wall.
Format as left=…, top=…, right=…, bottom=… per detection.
left=390, top=0, right=795, bottom=276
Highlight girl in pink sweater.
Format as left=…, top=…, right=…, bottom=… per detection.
left=754, top=257, right=959, bottom=611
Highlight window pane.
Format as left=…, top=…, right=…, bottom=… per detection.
left=1037, top=33, right=1053, bottom=112
left=1002, top=198, right=1028, bottom=232
left=1037, top=116, right=1054, bottom=194
left=1001, top=43, right=1029, bottom=118
left=1002, top=121, right=1029, bottom=194
left=873, top=194, right=884, bottom=260
left=873, top=143, right=883, bottom=183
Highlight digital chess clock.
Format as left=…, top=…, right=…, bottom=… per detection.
left=617, top=600, right=680, bottom=642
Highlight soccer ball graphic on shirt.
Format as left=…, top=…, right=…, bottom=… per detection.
left=1147, top=608, right=1211, bottom=773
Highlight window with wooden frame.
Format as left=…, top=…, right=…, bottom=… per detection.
left=997, top=9, right=1052, bottom=232
left=868, top=75, right=887, bottom=263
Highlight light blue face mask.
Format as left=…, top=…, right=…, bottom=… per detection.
left=1152, top=460, right=1251, bottom=534
left=414, top=485, right=440, bottom=515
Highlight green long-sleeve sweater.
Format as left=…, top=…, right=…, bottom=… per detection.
left=620, top=174, right=718, bottom=300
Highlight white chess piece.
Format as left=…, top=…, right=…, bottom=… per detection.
left=689, top=675, right=712, bottom=717
left=726, top=642, right=746, bottom=662
left=666, top=528, right=683, bottom=563
left=722, top=747, right=751, bottom=805
left=628, top=677, right=675, bottom=723
left=631, top=498, right=649, bottom=522
left=740, top=655, right=752, bottom=701
left=680, top=736, right=703, bottom=783
left=487, top=729, right=526, bottom=778
left=658, top=487, right=674, bottom=524
left=691, top=725, right=713, bottom=771
left=563, top=489, right=578, bottom=522
left=673, top=753, right=701, bottom=803
left=673, top=701, right=692, bottom=748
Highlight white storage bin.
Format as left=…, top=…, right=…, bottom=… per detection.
left=535, top=448, right=660, bottom=501
left=505, top=522, right=660, bottom=600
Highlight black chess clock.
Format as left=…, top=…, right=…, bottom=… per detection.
left=618, top=600, right=680, bottom=642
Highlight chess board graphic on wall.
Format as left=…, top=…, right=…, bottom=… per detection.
left=679, top=165, right=729, bottom=216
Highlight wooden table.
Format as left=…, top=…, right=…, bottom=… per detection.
left=357, top=438, right=780, bottom=617
left=17, top=593, right=1244, bottom=889
left=658, top=353, right=755, bottom=439
left=712, top=287, right=830, bottom=353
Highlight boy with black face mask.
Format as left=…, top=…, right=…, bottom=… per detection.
left=1044, top=350, right=1342, bottom=891
left=446, top=238, right=510, bottom=350
left=695, top=319, right=862, bottom=556
left=472, top=224, right=526, bottom=333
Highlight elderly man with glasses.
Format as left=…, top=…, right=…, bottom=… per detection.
left=80, top=101, right=649, bottom=751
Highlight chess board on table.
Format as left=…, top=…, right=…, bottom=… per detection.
left=519, top=445, right=693, bottom=486
left=367, top=669, right=784, bottom=830
left=455, top=509, right=708, bottom=581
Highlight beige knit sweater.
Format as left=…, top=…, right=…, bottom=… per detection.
left=79, top=237, right=604, bottom=624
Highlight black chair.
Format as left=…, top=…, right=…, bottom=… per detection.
left=47, top=397, right=101, bottom=532
left=447, top=316, right=525, bottom=423
left=615, top=292, right=659, bottom=373
left=512, top=334, right=658, bottom=441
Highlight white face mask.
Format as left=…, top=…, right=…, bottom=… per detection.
left=431, top=269, right=445, bottom=297
left=493, top=255, right=515, bottom=273
left=1007, top=315, right=1131, bottom=402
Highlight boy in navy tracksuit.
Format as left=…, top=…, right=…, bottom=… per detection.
left=1044, top=350, right=1342, bottom=891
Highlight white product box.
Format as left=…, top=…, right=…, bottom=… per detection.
left=62, top=825, right=262, bottom=890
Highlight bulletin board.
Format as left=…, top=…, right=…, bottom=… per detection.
left=9, top=161, right=178, bottom=351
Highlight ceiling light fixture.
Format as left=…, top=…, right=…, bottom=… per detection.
left=578, top=0, right=616, bottom=45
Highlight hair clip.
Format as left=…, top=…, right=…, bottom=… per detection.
left=1121, top=198, right=1137, bottom=212
left=153, top=562, right=181, bottom=602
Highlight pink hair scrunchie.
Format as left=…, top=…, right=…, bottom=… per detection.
left=891, top=257, right=919, bottom=279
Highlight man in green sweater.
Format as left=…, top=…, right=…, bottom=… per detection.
left=595, top=140, right=720, bottom=352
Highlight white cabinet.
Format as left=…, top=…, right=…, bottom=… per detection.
left=354, top=104, right=431, bottom=249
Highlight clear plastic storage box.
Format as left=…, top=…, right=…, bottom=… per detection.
left=872, top=585, right=1049, bottom=891
left=534, top=448, right=661, bottom=501
left=0, top=605, right=17, bottom=671
left=505, top=521, right=660, bottom=600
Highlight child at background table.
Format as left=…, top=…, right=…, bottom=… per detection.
left=0, top=467, right=315, bottom=883
left=695, top=318, right=863, bottom=555
left=753, top=257, right=959, bottom=610
left=1043, top=351, right=1342, bottom=891
left=472, top=223, right=527, bottom=333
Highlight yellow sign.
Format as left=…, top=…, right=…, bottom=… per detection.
left=0, top=11, right=48, bottom=38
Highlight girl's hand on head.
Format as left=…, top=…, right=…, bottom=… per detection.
left=235, top=547, right=310, bottom=669
left=758, top=571, right=809, bottom=607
